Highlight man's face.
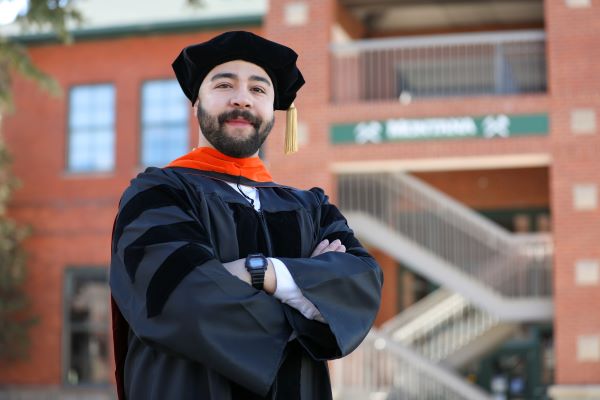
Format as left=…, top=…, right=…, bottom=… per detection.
left=196, top=60, right=275, bottom=158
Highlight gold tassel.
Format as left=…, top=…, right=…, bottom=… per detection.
left=285, top=103, right=298, bottom=154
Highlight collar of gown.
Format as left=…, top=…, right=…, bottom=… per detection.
left=166, top=147, right=273, bottom=183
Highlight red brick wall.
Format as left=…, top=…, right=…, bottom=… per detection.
left=545, top=0, right=600, bottom=384
left=264, top=0, right=336, bottom=195
left=0, top=27, right=263, bottom=385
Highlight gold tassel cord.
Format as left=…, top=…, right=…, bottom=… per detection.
left=285, top=103, right=298, bottom=154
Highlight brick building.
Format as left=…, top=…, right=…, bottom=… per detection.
left=0, top=0, right=599, bottom=398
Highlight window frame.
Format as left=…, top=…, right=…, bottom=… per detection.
left=139, top=78, right=191, bottom=168
left=62, top=266, right=111, bottom=388
left=65, top=83, right=117, bottom=175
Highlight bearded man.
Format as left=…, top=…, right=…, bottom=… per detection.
left=109, top=31, right=383, bottom=400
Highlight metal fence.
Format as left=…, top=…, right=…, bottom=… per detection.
left=331, top=30, right=546, bottom=103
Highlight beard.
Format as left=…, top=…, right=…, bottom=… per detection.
left=197, top=106, right=275, bottom=158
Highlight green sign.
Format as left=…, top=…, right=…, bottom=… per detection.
left=330, top=113, right=549, bottom=144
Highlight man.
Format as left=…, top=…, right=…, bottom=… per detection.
left=110, top=31, right=383, bottom=400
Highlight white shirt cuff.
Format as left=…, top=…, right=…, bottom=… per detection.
left=270, top=258, right=326, bottom=323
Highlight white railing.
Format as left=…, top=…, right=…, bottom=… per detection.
left=331, top=30, right=546, bottom=103
left=338, top=172, right=553, bottom=297
left=0, top=387, right=115, bottom=400
left=332, top=331, right=492, bottom=400
left=385, top=291, right=499, bottom=362
left=380, top=289, right=455, bottom=336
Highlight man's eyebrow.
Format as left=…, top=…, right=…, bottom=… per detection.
left=250, top=75, right=271, bottom=86
left=210, top=72, right=271, bottom=87
left=210, top=72, right=236, bottom=81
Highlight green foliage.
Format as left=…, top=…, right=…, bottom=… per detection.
left=0, top=0, right=82, bottom=112
left=0, top=0, right=81, bottom=361
left=18, top=0, right=83, bottom=43
left=0, top=137, right=35, bottom=360
left=0, top=37, right=60, bottom=112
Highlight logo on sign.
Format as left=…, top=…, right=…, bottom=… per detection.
left=354, top=121, right=383, bottom=144
left=483, top=115, right=510, bottom=138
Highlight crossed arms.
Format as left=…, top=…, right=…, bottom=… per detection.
left=222, top=238, right=347, bottom=294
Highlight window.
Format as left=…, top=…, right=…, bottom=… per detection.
left=64, top=268, right=110, bottom=386
left=141, top=80, right=189, bottom=167
left=67, top=84, right=116, bottom=172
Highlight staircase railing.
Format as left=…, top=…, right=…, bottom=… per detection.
left=332, top=331, right=492, bottom=400
left=338, top=172, right=553, bottom=297
left=382, top=290, right=499, bottom=362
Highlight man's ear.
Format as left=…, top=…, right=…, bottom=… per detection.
left=193, top=98, right=200, bottom=114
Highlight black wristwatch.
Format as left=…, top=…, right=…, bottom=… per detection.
left=245, top=253, right=268, bottom=290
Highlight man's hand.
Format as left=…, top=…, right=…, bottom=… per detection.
left=311, top=239, right=346, bottom=257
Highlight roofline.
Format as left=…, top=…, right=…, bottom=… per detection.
left=12, top=14, right=263, bottom=45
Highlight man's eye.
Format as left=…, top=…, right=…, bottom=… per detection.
left=215, top=83, right=232, bottom=89
left=252, top=87, right=266, bottom=94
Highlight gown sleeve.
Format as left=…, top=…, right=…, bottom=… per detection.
left=278, top=188, right=384, bottom=361
left=110, top=167, right=291, bottom=396
left=271, top=257, right=325, bottom=322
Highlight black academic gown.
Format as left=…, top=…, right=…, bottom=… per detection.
left=109, top=166, right=383, bottom=400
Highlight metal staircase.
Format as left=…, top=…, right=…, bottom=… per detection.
left=380, top=289, right=516, bottom=367
left=338, top=172, right=553, bottom=317
left=332, top=330, right=493, bottom=400
left=332, top=172, right=553, bottom=399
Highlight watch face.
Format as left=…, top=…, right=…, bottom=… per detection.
left=248, top=257, right=265, bottom=268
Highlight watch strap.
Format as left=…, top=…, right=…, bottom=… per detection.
left=248, top=268, right=265, bottom=290
left=245, top=254, right=267, bottom=290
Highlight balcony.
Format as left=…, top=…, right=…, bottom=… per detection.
left=330, top=30, right=547, bottom=104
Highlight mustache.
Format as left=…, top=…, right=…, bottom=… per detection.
left=217, top=109, right=261, bottom=129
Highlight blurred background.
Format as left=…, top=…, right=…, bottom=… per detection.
left=0, top=0, right=598, bottom=399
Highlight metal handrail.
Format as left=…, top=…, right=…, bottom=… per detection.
left=385, top=172, right=515, bottom=247
left=338, top=172, right=553, bottom=297
left=331, top=30, right=546, bottom=51
left=380, top=289, right=454, bottom=335
left=382, top=290, right=498, bottom=362
left=332, top=330, right=492, bottom=400
left=331, top=30, right=546, bottom=103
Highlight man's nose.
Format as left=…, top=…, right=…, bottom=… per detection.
left=230, top=89, right=252, bottom=108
